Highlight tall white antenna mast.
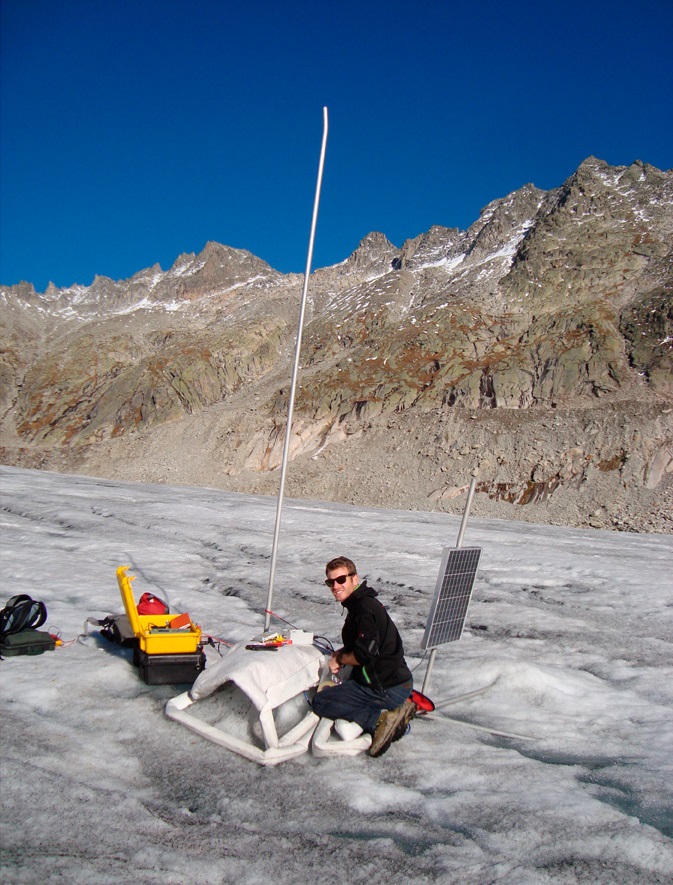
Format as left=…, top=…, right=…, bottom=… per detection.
left=264, top=107, right=329, bottom=631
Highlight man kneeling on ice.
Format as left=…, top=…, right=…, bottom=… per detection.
left=312, top=556, right=415, bottom=757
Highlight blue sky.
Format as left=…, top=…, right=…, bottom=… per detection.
left=1, top=0, right=672, bottom=292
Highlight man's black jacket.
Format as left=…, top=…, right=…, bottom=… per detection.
left=341, top=581, right=412, bottom=690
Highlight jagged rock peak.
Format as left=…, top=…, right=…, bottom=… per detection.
left=343, top=231, right=400, bottom=270
left=395, top=225, right=463, bottom=269
left=0, top=280, right=37, bottom=302
left=546, top=156, right=673, bottom=233
left=201, top=240, right=264, bottom=263
left=478, top=182, right=546, bottom=222
left=171, top=240, right=275, bottom=272
left=130, top=262, right=163, bottom=280
left=465, top=183, right=546, bottom=261
left=565, top=156, right=671, bottom=195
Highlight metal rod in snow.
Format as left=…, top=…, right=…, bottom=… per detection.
left=421, top=649, right=438, bottom=697
left=456, top=469, right=478, bottom=549
left=264, top=107, right=329, bottom=631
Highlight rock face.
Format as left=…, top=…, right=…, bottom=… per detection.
left=1, top=158, right=672, bottom=533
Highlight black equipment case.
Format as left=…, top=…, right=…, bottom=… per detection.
left=0, top=628, right=56, bottom=657
left=136, top=648, right=206, bottom=685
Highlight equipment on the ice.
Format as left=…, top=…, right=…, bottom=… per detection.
left=166, top=641, right=324, bottom=766
left=136, top=592, right=169, bottom=615
left=116, top=565, right=202, bottom=657
left=0, top=627, right=56, bottom=657
left=420, top=471, right=480, bottom=696
left=101, top=566, right=207, bottom=685
left=0, top=594, right=55, bottom=658
left=410, top=689, right=435, bottom=713
left=0, top=594, right=47, bottom=638
left=95, top=613, right=136, bottom=647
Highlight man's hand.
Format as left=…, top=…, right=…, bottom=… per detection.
left=329, top=649, right=359, bottom=673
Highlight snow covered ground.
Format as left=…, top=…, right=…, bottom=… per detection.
left=1, top=466, right=672, bottom=884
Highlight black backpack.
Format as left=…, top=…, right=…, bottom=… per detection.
left=0, top=594, right=47, bottom=640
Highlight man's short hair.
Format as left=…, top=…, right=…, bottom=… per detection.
left=325, top=556, right=357, bottom=576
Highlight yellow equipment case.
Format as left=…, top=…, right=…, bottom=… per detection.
left=116, top=566, right=205, bottom=685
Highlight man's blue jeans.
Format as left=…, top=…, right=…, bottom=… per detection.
left=311, top=679, right=412, bottom=734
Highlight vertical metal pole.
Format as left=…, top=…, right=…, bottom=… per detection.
left=421, top=469, right=478, bottom=695
left=264, top=107, right=329, bottom=631
left=456, top=469, right=478, bottom=549
left=421, top=649, right=438, bottom=697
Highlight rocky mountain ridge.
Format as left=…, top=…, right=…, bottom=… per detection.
left=1, top=157, right=672, bottom=533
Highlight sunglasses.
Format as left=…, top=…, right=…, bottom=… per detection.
left=325, top=573, right=355, bottom=587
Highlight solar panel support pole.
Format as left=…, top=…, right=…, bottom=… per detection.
left=264, top=107, right=328, bottom=632
left=421, top=650, right=438, bottom=700
left=456, top=469, right=478, bottom=548
left=421, top=471, right=478, bottom=695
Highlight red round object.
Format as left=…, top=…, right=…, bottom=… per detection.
left=137, top=592, right=169, bottom=615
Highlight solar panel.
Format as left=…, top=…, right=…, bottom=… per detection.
left=421, top=547, right=481, bottom=650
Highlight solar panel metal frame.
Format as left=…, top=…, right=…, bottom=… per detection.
left=421, top=546, right=481, bottom=650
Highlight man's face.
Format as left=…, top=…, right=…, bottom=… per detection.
left=325, top=566, right=359, bottom=604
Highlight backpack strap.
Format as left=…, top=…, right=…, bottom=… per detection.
left=0, top=595, right=48, bottom=639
